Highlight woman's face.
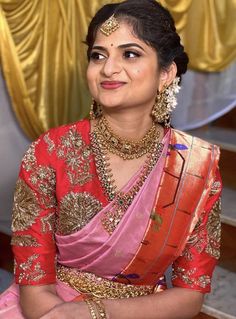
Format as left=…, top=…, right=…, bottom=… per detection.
left=87, top=21, right=166, bottom=113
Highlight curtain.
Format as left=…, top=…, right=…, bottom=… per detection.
left=0, top=0, right=236, bottom=140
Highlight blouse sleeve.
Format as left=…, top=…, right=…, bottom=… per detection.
left=172, top=168, right=222, bottom=293
left=11, top=132, right=57, bottom=285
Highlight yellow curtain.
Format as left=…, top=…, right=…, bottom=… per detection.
left=161, top=0, right=236, bottom=71
left=0, top=0, right=236, bottom=140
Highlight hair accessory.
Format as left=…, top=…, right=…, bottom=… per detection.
left=151, top=77, right=180, bottom=127
left=90, top=99, right=103, bottom=119
left=100, top=14, right=120, bottom=36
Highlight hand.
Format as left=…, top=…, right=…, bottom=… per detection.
left=39, top=301, right=91, bottom=319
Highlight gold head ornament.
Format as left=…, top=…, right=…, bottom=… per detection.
left=100, top=14, right=120, bottom=36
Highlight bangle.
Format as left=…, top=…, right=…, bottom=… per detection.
left=85, top=299, right=98, bottom=319
left=93, top=299, right=107, bottom=319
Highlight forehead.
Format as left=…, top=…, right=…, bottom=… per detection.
left=93, top=21, right=150, bottom=49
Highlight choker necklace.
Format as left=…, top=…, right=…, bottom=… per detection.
left=94, top=116, right=160, bottom=160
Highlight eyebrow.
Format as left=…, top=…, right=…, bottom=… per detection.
left=92, top=43, right=145, bottom=52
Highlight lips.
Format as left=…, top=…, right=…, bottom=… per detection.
left=100, top=81, right=126, bottom=89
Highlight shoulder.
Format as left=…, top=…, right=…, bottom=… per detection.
left=42, top=119, right=90, bottom=141
left=171, top=128, right=220, bottom=152
left=22, top=119, right=90, bottom=164
left=170, top=128, right=220, bottom=167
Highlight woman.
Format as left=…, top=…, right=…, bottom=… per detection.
left=0, top=0, right=222, bottom=318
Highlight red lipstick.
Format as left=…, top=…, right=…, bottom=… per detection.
left=101, top=81, right=126, bottom=89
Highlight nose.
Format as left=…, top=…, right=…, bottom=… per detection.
left=101, top=55, right=122, bottom=77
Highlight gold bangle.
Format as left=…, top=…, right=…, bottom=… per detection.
left=93, top=299, right=107, bottom=319
left=85, top=299, right=98, bottom=319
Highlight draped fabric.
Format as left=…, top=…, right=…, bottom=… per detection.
left=0, top=0, right=235, bottom=140
left=161, top=0, right=236, bottom=71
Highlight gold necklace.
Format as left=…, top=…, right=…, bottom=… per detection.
left=94, top=116, right=160, bottom=160
left=91, top=129, right=164, bottom=234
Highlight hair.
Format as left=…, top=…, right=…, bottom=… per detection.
left=85, top=0, right=189, bottom=78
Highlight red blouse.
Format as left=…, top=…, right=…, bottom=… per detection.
left=11, top=120, right=222, bottom=293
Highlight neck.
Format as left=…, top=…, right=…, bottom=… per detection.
left=102, top=109, right=155, bottom=140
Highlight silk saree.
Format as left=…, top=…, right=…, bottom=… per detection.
left=0, top=119, right=222, bottom=318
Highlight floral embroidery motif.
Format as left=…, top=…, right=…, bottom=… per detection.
left=29, top=165, right=56, bottom=208
left=12, top=179, right=40, bottom=232
left=44, top=133, right=55, bottom=153
left=17, top=254, right=46, bottom=283
left=182, top=198, right=221, bottom=261
left=172, top=267, right=211, bottom=288
left=11, top=235, right=41, bottom=247
left=22, top=140, right=39, bottom=172
left=206, top=198, right=221, bottom=259
left=57, top=192, right=102, bottom=235
left=41, top=213, right=55, bottom=233
left=56, top=126, right=93, bottom=186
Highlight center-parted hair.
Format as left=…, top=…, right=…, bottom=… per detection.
left=85, top=0, right=189, bottom=78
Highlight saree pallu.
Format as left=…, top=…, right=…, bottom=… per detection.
left=0, top=122, right=221, bottom=318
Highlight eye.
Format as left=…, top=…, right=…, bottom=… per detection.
left=90, top=51, right=106, bottom=61
left=123, top=50, right=141, bottom=59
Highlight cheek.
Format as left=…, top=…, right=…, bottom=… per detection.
left=86, top=66, right=97, bottom=93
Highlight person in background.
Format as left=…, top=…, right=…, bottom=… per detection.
left=0, top=0, right=222, bottom=318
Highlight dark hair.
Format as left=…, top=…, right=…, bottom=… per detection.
left=85, top=0, right=189, bottom=77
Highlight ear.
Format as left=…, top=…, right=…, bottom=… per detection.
left=158, top=62, right=177, bottom=92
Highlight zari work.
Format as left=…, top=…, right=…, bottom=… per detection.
left=11, top=120, right=221, bottom=294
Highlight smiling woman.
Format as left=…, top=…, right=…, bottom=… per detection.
left=0, top=1, right=222, bottom=319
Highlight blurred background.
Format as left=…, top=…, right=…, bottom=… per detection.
left=0, top=1, right=235, bottom=318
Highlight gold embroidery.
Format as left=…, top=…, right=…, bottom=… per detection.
left=44, top=133, right=55, bottom=153
left=210, top=180, right=221, bottom=196
left=206, top=198, right=221, bottom=259
left=41, top=213, right=55, bottom=233
left=172, top=267, right=211, bottom=288
left=57, top=265, right=155, bottom=299
left=29, top=165, right=56, bottom=208
left=18, top=254, right=46, bottom=283
left=12, top=179, right=40, bottom=232
left=11, top=235, right=40, bottom=247
left=22, top=140, right=39, bottom=172
left=57, top=192, right=102, bottom=235
left=56, top=126, right=93, bottom=186
left=183, top=198, right=221, bottom=261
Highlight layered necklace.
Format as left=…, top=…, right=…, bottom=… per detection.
left=94, top=116, right=160, bottom=160
left=91, top=116, right=163, bottom=235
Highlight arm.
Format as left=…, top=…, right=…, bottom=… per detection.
left=19, top=284, right=63, bottom=319
left=103, top=287, right=203, bottom=319
left=39, top=287, right=203, bottom=319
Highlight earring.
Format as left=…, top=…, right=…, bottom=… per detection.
left=89, top=99, right=103, bottom=119
left=151, top=77, right=181, bottom=127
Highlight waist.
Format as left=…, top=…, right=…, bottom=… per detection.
left=57, top=265, right=165, bottom=299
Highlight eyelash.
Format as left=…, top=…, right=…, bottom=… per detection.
left=90, top=50, right=141, bottom=61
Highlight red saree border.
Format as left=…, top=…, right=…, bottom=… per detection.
left=115, top=130, right=220, bottom=285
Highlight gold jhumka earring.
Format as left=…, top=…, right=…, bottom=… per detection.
left=151, top=77, right=181, bottom=127
left=100, top=14, right=120, bottom=36
left=89, top=99, right=103, bottom=120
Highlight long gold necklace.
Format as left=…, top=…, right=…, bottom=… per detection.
left=94, top=116, right=160, bottom=160
left=91, top=122, right=164, bottom=235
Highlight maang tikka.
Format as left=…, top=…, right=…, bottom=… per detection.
left=151, top=77, right=181, bottom=127
left=100, top=14, right=120, bottom=36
